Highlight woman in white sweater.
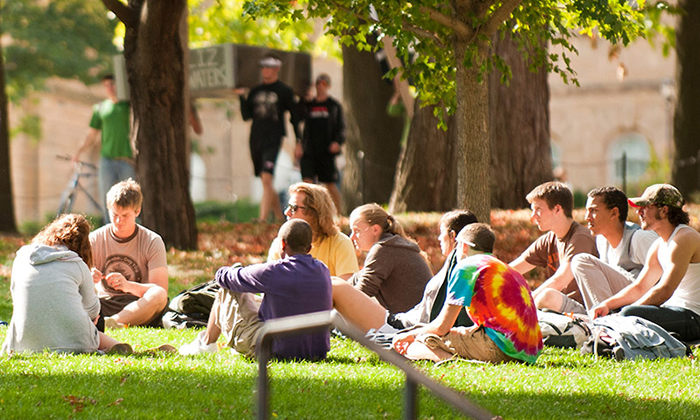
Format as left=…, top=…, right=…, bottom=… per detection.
left=2, top=214, right=130, bottom=354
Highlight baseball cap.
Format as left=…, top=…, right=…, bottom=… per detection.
left=628, top=184, right=684, bottom=208
left=457, top=223, right=495, bottom=253
left=315, top=73, right=331, bottom=85
left=260, top=55, right=282, bottom=68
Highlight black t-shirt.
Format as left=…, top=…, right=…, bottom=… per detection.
left=301, top=96, right=345, bottom=155
left=240, top=80, right=301, bottom=148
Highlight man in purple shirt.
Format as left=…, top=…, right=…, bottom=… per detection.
left=213, top=219, right=332, bottom=360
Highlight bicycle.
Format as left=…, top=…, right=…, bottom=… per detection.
left=56, top=155, right=103, bottom=217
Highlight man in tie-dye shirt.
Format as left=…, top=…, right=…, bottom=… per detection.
left=392, top=223, right=543, bottom=364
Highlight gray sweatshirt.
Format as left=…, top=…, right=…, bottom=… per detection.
left=2, top=243, right=100, bottom=354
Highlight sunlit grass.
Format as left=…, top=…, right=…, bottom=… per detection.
left=2, top=208, right=700, bottom=419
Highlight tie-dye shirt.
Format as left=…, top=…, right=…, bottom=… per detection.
left=447, top=254, right=543, bottom=363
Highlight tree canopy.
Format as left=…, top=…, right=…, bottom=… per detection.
left=240, top=0, right=669, bottom=222
left=243, top=0, right=663, bottom=124
left=3, top=0, right=117, bottom=102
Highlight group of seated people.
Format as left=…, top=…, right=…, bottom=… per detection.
left=3, top=178, right=699, bottom=365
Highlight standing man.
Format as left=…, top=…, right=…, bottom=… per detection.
left=236, top=53, right=301, bottom=223
left=592, top=184, right=700, bottom=342
left=570, top=186, right=657, bottom=313
left=74, top=74, right=134, bottom=223
left=91, top=179, right=168, bottom=329
left=297, top=73, right=345, bottom=213
left=510, top=181, right=598, bottom=314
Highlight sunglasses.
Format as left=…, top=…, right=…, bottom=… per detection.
left=285, top=204, right=308, bottom=215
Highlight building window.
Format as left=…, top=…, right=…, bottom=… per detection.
left=551, top=141, right=562, bottom=170
left=608, top=134, right=650, bottom=185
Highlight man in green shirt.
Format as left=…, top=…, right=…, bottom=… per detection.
left=74, top=74, right=134, bottom=223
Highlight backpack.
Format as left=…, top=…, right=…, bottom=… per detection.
left=580, top=315, right=690, bottom=360
left=162, top=280, right=220, bottom=329
left=538, top=310, right=592, bottom=349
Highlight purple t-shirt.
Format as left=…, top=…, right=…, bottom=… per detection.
left=215, top=254, right=332, bottom=360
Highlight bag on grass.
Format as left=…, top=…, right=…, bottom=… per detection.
left=162, top=279, right=220, bottom=329
left=538, top=310, right=591, bottom=349
left=580, top=315, right=690, bottom=361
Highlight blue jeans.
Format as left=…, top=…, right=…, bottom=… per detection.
left=620, top=305, right=700, bottom=342
left=99, top=157, right=136, bottom=222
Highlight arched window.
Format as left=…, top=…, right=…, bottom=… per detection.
left=608, top=134, right=650, bottom=185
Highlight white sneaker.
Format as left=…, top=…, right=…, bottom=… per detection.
left=179, top=331, right=218, bottom=355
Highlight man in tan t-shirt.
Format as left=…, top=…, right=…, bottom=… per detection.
left=510, top=181, right=598, bottom=314
left=91, top=179, right=168, bottom=328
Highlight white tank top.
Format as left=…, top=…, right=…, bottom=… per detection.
left=659, top=225, right=700, bottom=315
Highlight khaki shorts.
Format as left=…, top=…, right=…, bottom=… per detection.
left=211, top=288, right=263, bottom=358
left=416, top=326, right=519, bottom=363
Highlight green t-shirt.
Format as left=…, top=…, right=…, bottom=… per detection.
left=89, top=100, right=132, bottom=159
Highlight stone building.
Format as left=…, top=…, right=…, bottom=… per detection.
left=549, top=35, right=675, bottom=196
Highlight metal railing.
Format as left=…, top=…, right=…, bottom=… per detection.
left=256, top=311, right=502, bottom=420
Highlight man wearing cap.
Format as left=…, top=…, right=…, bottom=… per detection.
left=592, top=184, right=700, bottom=342
left=392, top=223, right=543, bottom=364
left=569, top=186, right=657, bottom=313
left=297, top=73, right=345, bottom=214
left=236, top=53, right=302, bottom=223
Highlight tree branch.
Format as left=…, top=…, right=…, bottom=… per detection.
left=420, top=6, right=472, bottom=39
left=400, top=22, right=447, bottom=49
left=480, top=0, right=523, bottom=38
left=326, top=0, right=447, bottom=48
left=101, top=0, right=136, bottom=27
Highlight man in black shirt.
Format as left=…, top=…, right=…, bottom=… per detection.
left=296, top=74, right=345, bottom=214
left=237, top=54, right=301, bottom=222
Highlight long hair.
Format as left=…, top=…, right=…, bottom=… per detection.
left=351, top=203, right=408, bottom=239
left=666, top=206, right=690, bottom=226
left=33, top=214, right=93, bottom=267
left=288, top=182, right=339, bottom=241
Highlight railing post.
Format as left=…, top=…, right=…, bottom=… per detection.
left=257, top=340, right=270, bottom=420
left=622, top=152, right=627, bottom=194
left=405, top=377, right=418, bottom=420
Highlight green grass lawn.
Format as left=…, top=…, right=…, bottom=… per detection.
left=2, top=214, right=700, bottom=419
left=0, top=325, right=699, bottom=420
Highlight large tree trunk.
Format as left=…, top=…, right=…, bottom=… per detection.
left=389, top=104, right=457, bottom=213
left=672, top=0, right=700, bottom=199
left=0, top=38, right=17, bottom=233
left=490, top=31, right=551, bottom=209
left=340, top=40, right=403, bottom=213
left=111, top=0, right=197, bottom=249
left=454, top=37, right=491, bottom=224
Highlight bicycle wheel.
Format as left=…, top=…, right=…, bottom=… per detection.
left=57, top=191, right=76, bottom=216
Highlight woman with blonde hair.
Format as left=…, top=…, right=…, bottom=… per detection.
left=2, top=214, right=131, bottom=354
left=344, top=203, right=432, bottom=313
left=268, top=182, right=358, bottom=278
